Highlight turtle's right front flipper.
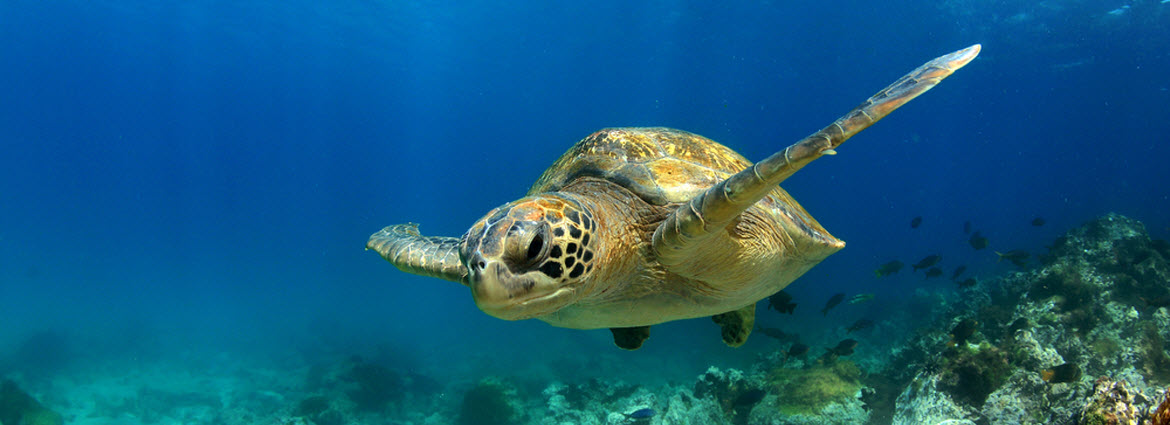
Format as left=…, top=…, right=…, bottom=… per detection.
left=652, top=45, right=981, bottom=268
left=367, top=223, right=469, bottom=285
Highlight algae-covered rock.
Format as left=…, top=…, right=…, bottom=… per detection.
left=0, top=379, right=63, bottom=425
left=539, top=378, right=656, bottom=425
left=1074, top=377, right=1150, bottom=425
left=769, top=360, right=863, bottom=415
left=980, top=368, right=1079, bottom=424
left=663, top=388, right=726, bottom=425
left=1151, top=387, right=1170, bottom=425
left=693, top=366, right=764, bottom=421
left=936, top=343, right=1013, bottom=407
left=343, top=360, right=402, bottom=411
left=459, top=377, right=521, bottom=425
left=892, top=372, right=975, bottom=425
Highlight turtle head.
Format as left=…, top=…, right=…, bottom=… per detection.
left=461, top=193, right=597, bottom=320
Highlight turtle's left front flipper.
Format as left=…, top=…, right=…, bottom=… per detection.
left=367, top=223, right=469, bottom=285
left=652, top=45, right=981, bottom=267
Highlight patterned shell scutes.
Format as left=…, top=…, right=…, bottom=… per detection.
left=530, top=128, right=753, bottom=205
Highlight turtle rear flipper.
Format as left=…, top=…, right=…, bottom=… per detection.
left=652, top=45, right=980, bottom=268
left=712, top=304, right=756, bottom=347
left=367, top=223, right=469, bottom=285
left=610, top=326, right=651, bottom=350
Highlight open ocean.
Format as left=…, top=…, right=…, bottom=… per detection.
left=1, top=1, right=1168, bottom=424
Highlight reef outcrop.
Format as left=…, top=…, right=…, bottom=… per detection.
left=890, top=214, right=1170, bottom=425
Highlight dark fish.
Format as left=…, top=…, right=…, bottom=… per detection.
left=1041, top=363, right=1081, bottom=384
left=949, top=319, right=978, bottom=346
left=963, top=221, right=972, bottom=234
left=624, top=408, right=656, bottom=420
left=733, top=388, right=766, bottom=407
left=757, top=327, right=800, bottom=344
left=821, top=293, right=846, bottom=316
left=828, top=339, right=859, bottom=356
left=911, top=216, right=923, bottom=228
left=951, top=265, right=967, bottom=280
left=874, top=260, right=904, bottom=277
left=786, top=343, right=810, bottom=358
left=767, top=291, right=797, bottom=314
left=956, top=277, right=977, bottom=288
left=846, top=319, right=874, bottom=333
left=1140, top=295, right=1170, bottom=308
left=925, top=267, right=943, bottom=279
left=1031, top=217, right=1045, bottom=227
left=996, top=250, right=1030, bottom=267
left=968, top=231, right=989, bottom=250
left=912, top=255, right=941, bottom=271
left=1007, top=318, right=1030, bottom=334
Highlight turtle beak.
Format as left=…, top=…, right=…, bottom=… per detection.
left=467, top=255, right=567, bottom=320
left=469, top=260, right=512, bottom=313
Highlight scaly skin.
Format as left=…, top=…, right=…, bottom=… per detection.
left=366, top=45, right=981, bottom=349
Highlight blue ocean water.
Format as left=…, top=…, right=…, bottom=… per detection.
left=1, top=0, right=1168, bottom=423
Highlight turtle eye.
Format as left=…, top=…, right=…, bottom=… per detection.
left=526, top=234, right=545, bottom=261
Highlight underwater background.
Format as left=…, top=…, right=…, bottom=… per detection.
left=1, top=1, right=1168, bottom=424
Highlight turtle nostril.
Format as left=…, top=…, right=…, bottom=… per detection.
left=467, top=252, right=488, bottom=273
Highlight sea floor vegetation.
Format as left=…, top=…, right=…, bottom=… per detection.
left=1, top=213, right=1168, bottom=425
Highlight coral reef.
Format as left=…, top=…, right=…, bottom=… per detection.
left=541, top=380, right=666, bottom=425
left=892, top=372, right=975, bottom=425
left=293, top=395, right=344, bottom=425
left=0, top=379, right=63, bottom=425
left=9, top=214, right=1168, bottom=425
left=888, top=214, right=1170, bottom=424
left=693, top=366, right=769, bottom=425
left=769, top=361, right=863, bottom=415
left=1151, top=387, right=1170, bottom=425
left=694, top=367, right=755, bottom=416
left=936, top=343, right=1013, bottom=407
left=459, top=377, right=522, bottom=425
left=343, top=358, right=403, bottom=411
left=1074, top=378, right=1148, bottom=425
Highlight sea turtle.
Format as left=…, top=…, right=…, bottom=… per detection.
left=368, top=45, right=980, bottom=350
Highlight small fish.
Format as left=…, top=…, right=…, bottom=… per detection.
left=757, top=327, right=800, bottom=344
left=786, top=343, right=810, bottom=358
left=951, top=265, right=967, bottom=280
left=996, top=250, right=1030, bottom=267
left=949, top=319, right=978, bottom=346
left=963, top=221, right=972, bottom=234
left=1041, top=363, right=1081, bottom=384
left=874, top=260, right=904, bottom=277
left=1140, top=295, right=1170, bottom=308
left=956, top=277, right=977, bottom=288
left=767, top=291, right=797, bottom=314
left=848, top=293, right=875, bottom=304
left=925, top=267, right=943, bottom=279
left=827, top=339, right=859, bottom=356
left=969, top=232, right=989, bottom=250
left=913, top=255, right=941, bottom=271
left=1031, top=217, right=1045, bottom=226
left=821, top=293, right=846, bottom=316
left=733, top=388, right=766, bottom=407
left=623, top=408, right=656, bottom=420
left=846, top=319, right=874, bottom=333
left=911, top=216, right=923, bottom=228
left=1007, top=318, right=1030, bottom=334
